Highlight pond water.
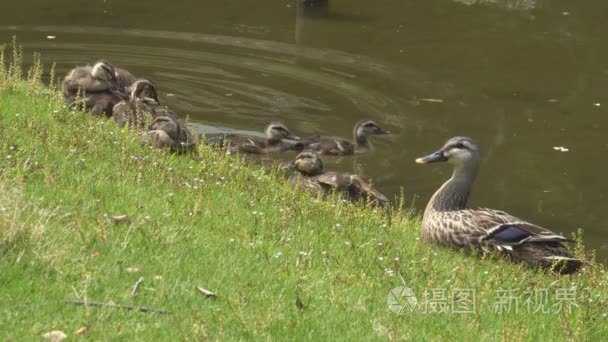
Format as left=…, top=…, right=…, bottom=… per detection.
left=1, top=0, right=607, bottom=260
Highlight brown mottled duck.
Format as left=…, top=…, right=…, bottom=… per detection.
left=416, top=136, right=582, bottom=274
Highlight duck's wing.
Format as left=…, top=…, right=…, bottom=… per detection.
left=472, top=208, right=574, bottom=246
left=115, top=68, right=136, bottom=90
left=315, top=172, right=344, bottom=189
left=204, top=134, right=227, bottom=148
left=348, top=175, right=389, bottom=204
left=85, top=92, right=127, bottom=117
left=140, top=130, right=173, bottom=149
left=175, top=121, right=198, bottom=151
left=297, top=134, right=321, bottom=145
left=236, top=143, right=266, bottom=154
left=62, top=66, right=90, bottom=97
left=290, top=175, right=324, bottom=194
left=112, top=100, right=155, bottom=128
left=467, top=208, right=582, bottom=274
left=112, top=100, right=132, bottom=127
left=304, top=137, right=355, bottom=155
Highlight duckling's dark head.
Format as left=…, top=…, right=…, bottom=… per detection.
left=416, top=136, right=480, bottom=166
left=355, top=120, right=390, bottom=137
left=130, top=79, right=159, bottom=103
left=149, top=116, right=179, bottom=138
left=293, top=151, right=324, bottom=176
left=265, top=122, right=301, bottom=141
left=91, top=60, right=117, bottom=83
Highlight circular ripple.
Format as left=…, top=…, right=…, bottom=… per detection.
left=1, top=25, right=423, bottom=136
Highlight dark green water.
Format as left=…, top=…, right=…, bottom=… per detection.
left=1, top=0, right=607, bottom=259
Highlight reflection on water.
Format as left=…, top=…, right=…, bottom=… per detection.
left=1, top=0, right=607, bottom=260
left=452, top=0, right=538, bottom=11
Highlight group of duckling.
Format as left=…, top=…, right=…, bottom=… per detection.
left=62, top=60, right=583, bottom=275
left=62, top=60, right=196, bottom=152
left=61, top=60, right=392, bottom=204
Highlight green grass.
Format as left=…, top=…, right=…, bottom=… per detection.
left=0, top=41, right=607, bottom=341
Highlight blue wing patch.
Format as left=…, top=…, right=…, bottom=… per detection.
left=488, top=225, right=532, bottom=243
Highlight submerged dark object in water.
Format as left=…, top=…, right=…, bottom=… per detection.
left=297, top=0, right=330, bottom=18
left=299, top=0, right=329, bottom=7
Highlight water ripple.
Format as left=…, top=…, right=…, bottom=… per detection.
left=1, top=25, right=428, bottom=133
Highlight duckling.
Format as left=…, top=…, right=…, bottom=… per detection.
left=140, top=115, right=196, bottom=153
left=284, top=151, right=388, bottom=204
left=62, top=60, right=135, bottom=98
left=62, top=60, right=131, bottom=116
left=299, top=119, right=389, bottom=155
left=112, top=79, right=173, bottom=128
left=115, top=67, right=137, bottom=91
left=62, top=60, right=118, bottom=100
left=81, top=92, right=129, bottom=117
left=209, top=122, right=302, bottom=154
left=416, top=136, right=582, bottom=274
left=126, top=79, right=160, bottom=104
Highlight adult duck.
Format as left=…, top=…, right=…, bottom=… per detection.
left=416, top=136, right=582, bottom=274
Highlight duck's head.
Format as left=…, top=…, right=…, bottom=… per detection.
left=265, top=122, right=301, bottom=141
left=149, top=116, right=179, bottom=138
left=283, top=151, right=324, bottom=176
left=354, top=120, right=390, bottom=138
left=91, top=60, right=117, bottom=83
left=416, top=136, right=480, bottom=166
left=130, top=79, right=160, bottom=103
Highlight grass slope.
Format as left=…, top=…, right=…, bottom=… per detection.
left=0, top=42, right=607, bottom=340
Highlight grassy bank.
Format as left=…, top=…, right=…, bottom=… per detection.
left=0, top=43, right=607, bottom=340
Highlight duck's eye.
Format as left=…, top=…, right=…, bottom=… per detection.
left=454, top=143, right=466, bottom=149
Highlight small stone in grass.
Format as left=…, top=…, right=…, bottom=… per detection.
left=196, top=286, right=217, bottom=299
left=42, top=330, right=67, bottom=341
left=74, top=326, right=87, bottom=335
left=111, top=215, right=131, bottom=224
left=125, top=267, right=141, bottom=273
